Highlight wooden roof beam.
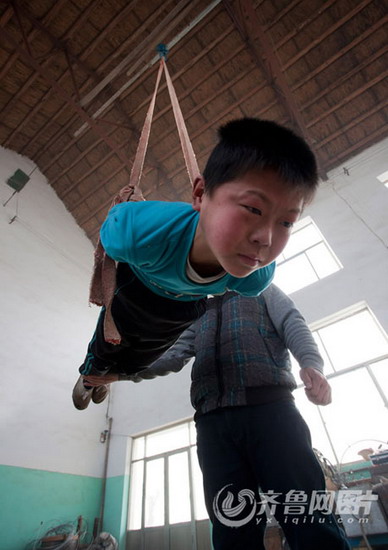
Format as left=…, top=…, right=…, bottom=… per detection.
left=0, top=0, right=66, bottom=83
left=79, top=0, right=200, bottom=108
left=46, top=30, right=243, bottom=181
left=282, top=0, right=373, bottom=71
left=301, top=46, right=387, bottom=112
left=291, top=15, right=388, bottom=93
left=3, top=5, right=173, bottom=198
left=325, top=124, right=388, bottom=172
left=5, top=0, right=145, bottom=152
left=37, top=12, right=231, bottom=174
left=59, top=58, right=263, bottom=203
left=62, top=61, right=260, bottom=208
left=317, top=100, right=388, bottom=150
left=74, top=0, right=223, bottom=136
left=1, top=0, right=99, bottom=147
left=223, top=0, right=328, bottom=180
left=22, top=0, right=220, bottom=158
left=1, top=26, right=135, bottom=173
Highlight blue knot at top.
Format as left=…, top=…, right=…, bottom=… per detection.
left=156, top=43, right=168, bottom=59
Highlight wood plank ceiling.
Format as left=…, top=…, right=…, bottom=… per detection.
left=0, top=0, right=387, bottom=243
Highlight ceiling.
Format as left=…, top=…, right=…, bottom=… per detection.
left=0, top=0, right=387, bottom=243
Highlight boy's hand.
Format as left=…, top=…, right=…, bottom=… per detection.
left=84, top=374, right=119, bottom=386
left=299, top=367, right=332, bottom=406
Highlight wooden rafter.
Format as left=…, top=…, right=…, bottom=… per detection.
left=79, top=0, right=200, bottom=108
left=10, top=0, right=33, bottom=57
left=0, top=6, right=173, bottom=198
left=290, top=15, right=388, bottom=92
left=1, top=0, right=98, bottom=147
left=282, top=0, right=373, bottom=71
left=0, top=0, right=67, bottom=83
left=1, top=25, right=135, bottom=172
left=17, top=0, right=213, bottom=162
left=45, top=30, right=243, bottom=184
left=223, top=0, right=328, bottom=179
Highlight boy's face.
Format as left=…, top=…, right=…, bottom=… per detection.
left=190, top=169, right=304, bottom=278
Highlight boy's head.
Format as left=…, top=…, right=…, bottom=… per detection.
left=203, top=117, right=318, bottom=203
left=190, top=118, right=319, bottom=279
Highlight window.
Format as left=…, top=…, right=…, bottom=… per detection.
left=291, top=305, right=388, bottom=467
left=377, top=169, right=388, bottom=188
left=128, top=420, right=208, bottom=533
left=273, top=216, right=342, bottom=294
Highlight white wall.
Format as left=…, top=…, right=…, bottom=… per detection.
left=0, top=146, right=107, bottom=477
left=293, top=138, right=388, bottom=328
left=107, top=137, right=388, bottom=476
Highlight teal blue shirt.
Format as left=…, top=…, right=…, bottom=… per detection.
left=100, top=201, right=275, bottom=301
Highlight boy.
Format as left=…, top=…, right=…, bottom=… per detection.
left=110, top=286, right=350, bottom=550
left=73, top=117, right=318, bottom=410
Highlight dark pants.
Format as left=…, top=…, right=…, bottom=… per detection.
left=196, top=401, right=350, bottom=550
left=80, top=263, right=206, bottom=377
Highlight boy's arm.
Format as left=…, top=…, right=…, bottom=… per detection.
left=263, top=284, right=323, bottom=372
left=128, top=324, right=196, bottom=382
left=263, top=284, right=331, bottom=405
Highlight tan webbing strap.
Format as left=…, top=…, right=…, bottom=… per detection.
left=118, top=60, right=164, bottom=201
left=89, top=57, right=198, bottom=344
left=162, top=58, right=200, bottom=185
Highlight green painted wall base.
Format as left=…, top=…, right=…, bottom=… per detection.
left=103, top=474, right=130, bottom=549
left=0, top=464, right=103, bottom=550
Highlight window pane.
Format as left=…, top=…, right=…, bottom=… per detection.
left=370, top=359, right=388, bottom=402
left=190, top=447, right=208, bottom=521
left=145, top=458, right=165, bottom=527
left=306, top=243, right=341, bottom=279
left=275, top=217, right=342, bottom=294
left=282, top=223, right=321, bottom=259
left=317, top=310, right=388, bottom=371
left=168, top=451, right=191, bottom=524
left=146, top=423, right=190, bottom=457
left=291, top=337, right=335, bottom=379
left=128, top=460, right=144, bottom=530
left=274, top=254, right=317, bottom=294
left=132, top=436, right=145, bottom=460
left=312, top=332, right=335, bottom=374
left=318, top=370, right=388, bottom=464
left=377, top=169, right=388, bottom=183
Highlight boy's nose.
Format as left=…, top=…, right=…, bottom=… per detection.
left=251, top=224, right=272, bottom=246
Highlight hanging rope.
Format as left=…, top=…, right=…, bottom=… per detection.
left=89, top=48, right=199, bottom=344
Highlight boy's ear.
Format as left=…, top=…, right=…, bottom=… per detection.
left=192, top=177, right=205, bottom=211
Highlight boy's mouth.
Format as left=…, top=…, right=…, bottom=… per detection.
left=238, top=253, right=262, bottom=268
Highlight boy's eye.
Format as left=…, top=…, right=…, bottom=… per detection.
left=281, top=221, right=294, bottom=229
left=244, top=205, right=262, bottom=215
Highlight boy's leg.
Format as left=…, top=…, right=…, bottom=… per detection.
left=79, top=264, right=207, bottom=378
left=78, top=307, right=145, bottom=379
left=244, top=400, right=351, bottom=550
left=73, top=307, right=134, bottom=410
left=196, top=409, right=266, bottom=550
left=74, top=263, right=206, bottom=408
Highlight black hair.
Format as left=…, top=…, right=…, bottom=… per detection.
left=203, top=118, right=319, bottom=201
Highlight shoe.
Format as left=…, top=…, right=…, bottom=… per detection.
left=92, top=384, right=109, bottom=404
left=72, top=375, right=93, bottom=410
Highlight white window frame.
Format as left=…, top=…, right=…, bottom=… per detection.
left=128, top=418, right=208, bottom=533
left=274, top=215, right=342, bottom=294
left=294, top=303, right=388, bottom=467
